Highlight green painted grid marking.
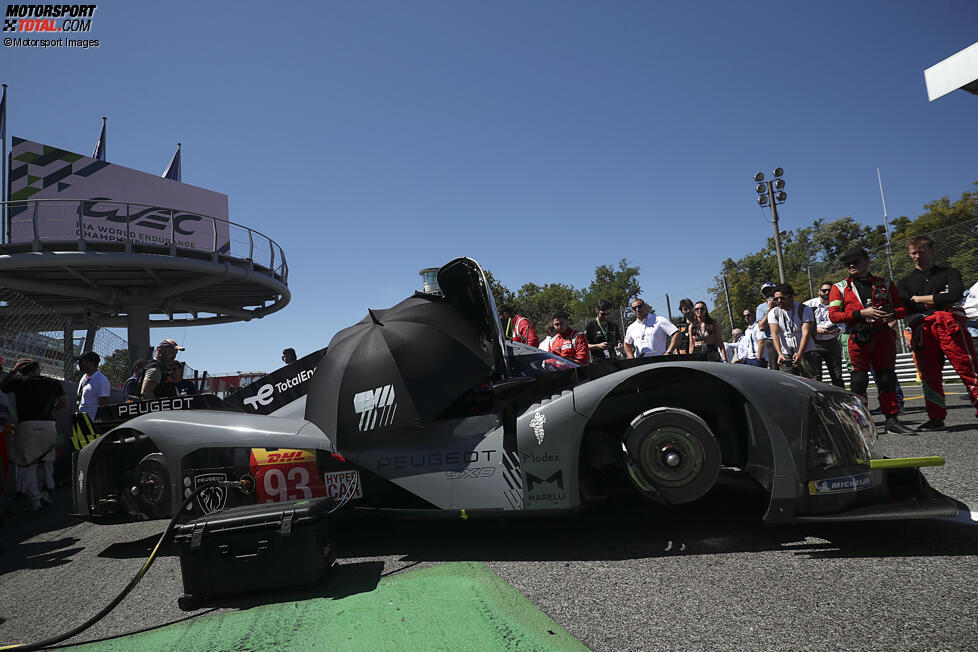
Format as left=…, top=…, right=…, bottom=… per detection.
left=11, top=186, right=40, bottom=200
left=69, top=562, right=587, bottom=651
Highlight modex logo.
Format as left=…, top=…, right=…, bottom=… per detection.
left=353, top=384, right=397, bottom=432
left=4, top=4, right=97, bottom=32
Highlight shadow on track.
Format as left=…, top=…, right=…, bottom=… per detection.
left=332, top=482, right=978, bottom=564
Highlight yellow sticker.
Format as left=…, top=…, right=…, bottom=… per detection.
left=250, top=448, right=317, bottom=466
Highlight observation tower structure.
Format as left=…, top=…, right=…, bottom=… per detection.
left=0, top=138, right=289, bottom=370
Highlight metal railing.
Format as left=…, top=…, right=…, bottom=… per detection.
left=1, top=199, right=288, bottom=282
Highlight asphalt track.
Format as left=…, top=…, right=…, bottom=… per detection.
left=1, top=387, right=977, bottom=651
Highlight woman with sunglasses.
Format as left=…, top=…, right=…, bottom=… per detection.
left=687, top=302, right=726, bottom=361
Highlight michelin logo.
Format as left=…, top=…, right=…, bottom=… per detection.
left=354, top=384, right=397, bottom=432
left=808, top=472, right=872, bottom=495
left=529, top=412, right=546, bottom=445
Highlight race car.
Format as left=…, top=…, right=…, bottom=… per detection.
left=72, top=257, right=961, bottom=524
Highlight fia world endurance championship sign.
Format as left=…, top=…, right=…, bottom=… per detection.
left=7, top=137, right=230, bottom=253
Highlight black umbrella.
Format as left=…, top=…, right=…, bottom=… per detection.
left=305, top=293, right=493, bottom=448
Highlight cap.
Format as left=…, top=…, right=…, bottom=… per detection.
left=840, top=247, right=869, bottom=264
left=157, top=339, right=185, bottom=351
left=79, top=351, right=100, bottom=364
left=760, top=282, right=775, bottom=295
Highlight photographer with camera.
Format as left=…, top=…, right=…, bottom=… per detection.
left=829, top=248, right=913, bottom=435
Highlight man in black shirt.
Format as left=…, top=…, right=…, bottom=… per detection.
left=898, top=235, right=978, bottom=430
left=0, top=358, right=67, bottom=510
left=585, top=299, right=622, bottom=362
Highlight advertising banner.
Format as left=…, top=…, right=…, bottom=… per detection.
left=7, top=137, right=230, bottom=253
left=224, top=348, right=328, bottom=416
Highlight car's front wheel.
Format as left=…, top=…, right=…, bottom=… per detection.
left=622, top=407, right=721, bottom=505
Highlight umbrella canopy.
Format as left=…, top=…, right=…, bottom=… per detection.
left=305, top=293, right=493, bottom=448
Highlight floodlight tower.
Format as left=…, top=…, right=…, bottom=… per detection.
left=754, top=168, right=787, bottom=284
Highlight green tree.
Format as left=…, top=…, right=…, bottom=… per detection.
left=99, top=347, right=131, bottom=386
left=516, top=282, right=583, bottom=333
left=581, top=259, right=641, bottom=316
left=890, top=182, right=978, bottom=283
left=483, top=268, right=515, bottom=311
left=708, top=181, right=978, bottom=341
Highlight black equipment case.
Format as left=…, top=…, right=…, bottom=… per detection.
left=173, top=497, right=337, bottom=609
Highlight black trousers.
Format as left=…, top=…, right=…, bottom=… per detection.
left=763, top=340, right=778, bottom=370
left=810, top=338, right=845, bottom=388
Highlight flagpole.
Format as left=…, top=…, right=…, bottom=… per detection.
left=876, top=168, right=896, bottom=283
left=877, top=167, right=905, bottom=353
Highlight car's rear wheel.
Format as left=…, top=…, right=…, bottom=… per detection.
left=622, top=407, right=721, bottom=505
left=132, top=452, right=171, bottom=519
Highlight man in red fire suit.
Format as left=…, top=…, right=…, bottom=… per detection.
left=550, top=310, right=590, bottom=364
left=898, top=235, right=978, bottom=431
left=499, top=305, right=540, bottom=348
left=829, top=247, right=914, bottom=435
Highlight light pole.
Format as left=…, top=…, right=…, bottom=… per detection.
left=754, top=168, right=787, bottom=283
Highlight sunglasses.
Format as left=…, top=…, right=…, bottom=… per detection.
left=819, top=288, right=832, bottom=293
left=599, top=310, right=611, bottom=316
left=694, top=307, right=706, bottom=312
left=631, top=304, right=645, bottom=311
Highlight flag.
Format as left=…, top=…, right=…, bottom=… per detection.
left=0, top=85, right=6, bottom=140
left=92, top=117, right=106, bottom=161
left=162, top=143, right=181, bottom=181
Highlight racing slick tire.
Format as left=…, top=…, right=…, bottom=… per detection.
left=622, top=407, right=721, bottom=505
left=132, top=452, right=172, bottom=519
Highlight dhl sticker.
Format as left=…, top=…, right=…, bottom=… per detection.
left=250, top=448, right=317, bottom=466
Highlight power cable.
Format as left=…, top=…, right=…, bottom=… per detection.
left=0, top=479, right=249, bottom=651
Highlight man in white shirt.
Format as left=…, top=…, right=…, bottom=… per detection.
left=723, top=329, right=743, bottom=363
left=736, top=321, right=765, bottom=367
left=624, top=298, right=680, bottom=358
left=768, top=283, right=816, bottom=377
left=804, top=281, right=846, bottom=388
left=756, top=282, right=778, bottom=369
left=76, top=351, right=111, bottom=418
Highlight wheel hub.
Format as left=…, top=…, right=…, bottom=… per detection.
left=136, top=468, right=166, bottom=505
left=661, top=448, right=682, bottom=468
left=636, top=428, right=704, bottom=487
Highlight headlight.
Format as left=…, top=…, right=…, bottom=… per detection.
left=808, top=392, right=876, bottom=472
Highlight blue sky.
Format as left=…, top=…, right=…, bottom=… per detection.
left=4, top=1, right=977, bottom=374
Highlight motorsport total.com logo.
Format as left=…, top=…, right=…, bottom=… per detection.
left=4, top=4, right=96, bottom=32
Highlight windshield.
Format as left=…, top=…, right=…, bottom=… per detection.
left=506, top=341, right=580, bottom=376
